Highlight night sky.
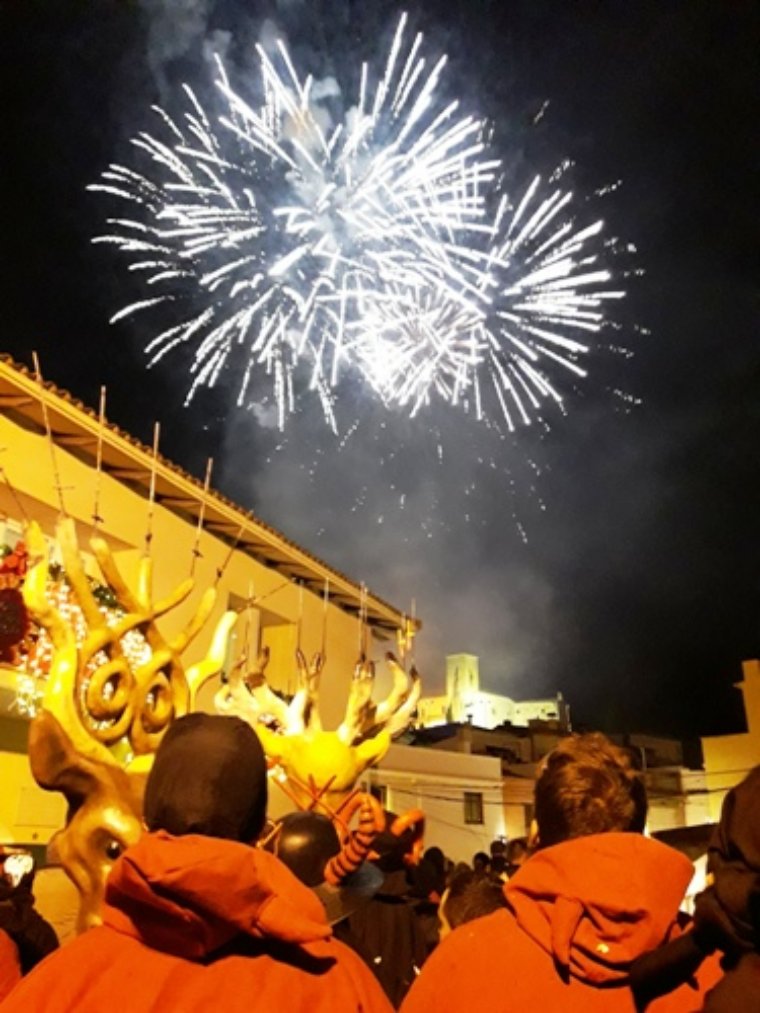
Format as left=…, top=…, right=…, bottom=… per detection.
left=1, top=1, right=757, bottom=741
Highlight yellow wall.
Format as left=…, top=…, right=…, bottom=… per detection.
left=0, top=750, right=66, bottom=845
left=0, top=409, right=378, bottom=727
left=701, top=660, right=760, bottom=821
left=0, top=408, right=395, bottom=845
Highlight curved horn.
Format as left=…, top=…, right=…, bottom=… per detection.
left=324, top=793, right=384, bottom=886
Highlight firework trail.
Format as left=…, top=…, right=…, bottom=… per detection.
left=352, top=175, right=626, bottom=431
left=91, top=13, right=624, bottom=432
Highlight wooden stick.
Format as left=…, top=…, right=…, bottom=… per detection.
left=297, top=581, right=303, bottom=652
left=320, top=577, right=329, bottom=657
left=144, top=422, right=160, bottom=557
left=190, top=457, right=213, bottom=577
left=409, top=597, right=417, bottom=666
left=257, top=819, right=283, bottom=850
left=359, top=582, right=369, bottom=659
left=213, top=523, right=246, bottom=587
left=32, top=353, right=67, bottom=517
left=236, top=578, right=291, bottom=612
left=0, top=466, right=29, bottom=523
left=243, top=580, right=255, bottom=664
left=91, top=386, right=107, bottom=534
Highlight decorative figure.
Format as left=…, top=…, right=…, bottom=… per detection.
left=216, top=648, right=421, bottom=814
left=21, top=517, right=236, bottom=930
left=28, top=710, right=144, bottom=933
left=0, top=540, right=30, bottom=665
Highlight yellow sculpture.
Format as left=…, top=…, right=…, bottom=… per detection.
left=215, top=646, right=421, bottom=813
left=22, top=517, right=236, bottom=930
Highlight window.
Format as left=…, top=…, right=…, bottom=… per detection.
left=369, top=783, right=388, bottom=807
left=464, top=791, right=484, bottom=825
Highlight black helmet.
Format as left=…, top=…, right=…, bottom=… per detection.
left=268, top=803, right=383, bottom=924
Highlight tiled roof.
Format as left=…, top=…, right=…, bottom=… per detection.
left=0, top=355, right=416, bottom=635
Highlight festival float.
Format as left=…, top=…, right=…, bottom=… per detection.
left=0, top=366, right=424, bottom=931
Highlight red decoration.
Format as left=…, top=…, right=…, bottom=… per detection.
left=0, top=541, right=31, bottom=662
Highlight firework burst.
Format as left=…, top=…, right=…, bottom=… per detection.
left=91, top=13, right=625, bottom=432
left=344, top=171, right=626, bottom=431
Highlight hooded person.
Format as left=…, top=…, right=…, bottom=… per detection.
left=0, top=849, right=58, bottom=1001
left=0, top=714, right=392, bottom=1013
left=694, top=766, right=760, bottom=1011
left=401, top=733, right=715, bottom=1013
left=267, top=804, right=384, bottom=928
left=267, top=804, right=385, bottom=974
left=630, top=766, right=760, bottom=1012
left=345, top=809, right=429, bottom=1007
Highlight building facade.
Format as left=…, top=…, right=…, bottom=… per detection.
left=415, top=652, right=569, bottom=730
left=0, top=357, right=409, bottom=849
left=701, top=659, right=760, bottom=820
left=363, top=742, right=505, bottom=863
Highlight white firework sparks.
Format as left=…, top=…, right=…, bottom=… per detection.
left=90, top=14, right=498, bottom=429
left=345, top=176, right=626, bottom=431
left=90, top=13, right=625, bottom=432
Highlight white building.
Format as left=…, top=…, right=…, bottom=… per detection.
left=363, top=743, right=505, bottom=863
left=416, top=653, right=568, bottom=731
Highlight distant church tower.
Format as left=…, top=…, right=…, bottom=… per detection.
left=446, top=653, right=480, bottom=721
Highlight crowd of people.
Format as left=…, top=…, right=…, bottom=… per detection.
left=1, top=717, right=759, bottom=1010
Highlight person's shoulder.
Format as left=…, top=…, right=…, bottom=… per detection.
left=449, top=906, right=513, bottom=942
left=308, top=934, right=394, bottom=1012
left=700, top=951, right=760, bottom=1013
left=428, top=907, right=516, bottom=970
left=400, top=910, right=518, bottom=1013
left=306, top=936, right=387, bottom=977
left=312, top=932, right=383, bottom=976
left=0, top=929, right=21, bottom=1004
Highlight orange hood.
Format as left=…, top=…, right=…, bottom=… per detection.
left=103, top=831, right=331, bottom=959
left=504, top=833, right=693, bottom=985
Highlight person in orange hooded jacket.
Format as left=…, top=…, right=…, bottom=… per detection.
left=0, top=714, right=392, bottom=1013
left=402, top=732, right=717, bottom=1013
left=0, top=933, right=20, bottom=1004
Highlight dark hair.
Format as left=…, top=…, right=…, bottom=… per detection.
left=506, top=837, right=528, bottom=863
left=534, top=732, right=647, bottom=848
left=442, top=868, right=506, bottom=930
left=490, top=854, right=506, bottom=876
left=472, top=851, right=490, bottom=873
left=504, top=837, right=528, bottom=877
left=424, top=846, right=446, bottom=872
left=144, top=714, right=268, bottom=843
left=413, top=848, right=447, bottom=899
